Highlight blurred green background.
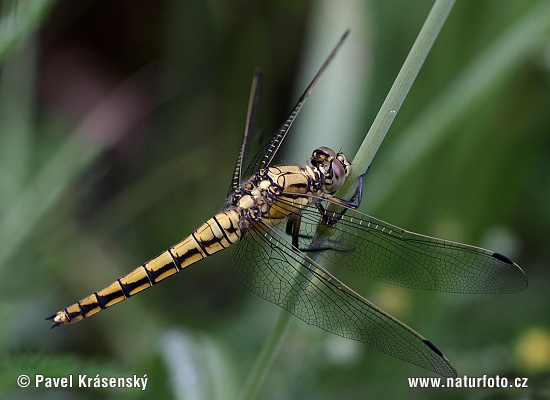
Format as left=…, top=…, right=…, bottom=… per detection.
left=1, top=0, right=549, bottom=399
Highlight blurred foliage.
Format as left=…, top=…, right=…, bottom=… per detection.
left=1, top=0, right=549, bottom=399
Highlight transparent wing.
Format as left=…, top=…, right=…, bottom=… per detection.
left=232, top=222, right=457, bottom=377
left=242, top=30, right=349, bottom=180
left=229, top=68, right=263, bottom=195
left=282, top=199, right=527, bottom=294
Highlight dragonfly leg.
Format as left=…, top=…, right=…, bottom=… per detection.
left=302, top=241, right=353, bottom=253
left=320, top=166, right=370, bottom=211
left=285, top=214, right=302, bottom=248
left=285, top=211, right=351, bottom=252
left=349, top=166, right=370, bottom=207
left=314, top=166, right=371, bottom=229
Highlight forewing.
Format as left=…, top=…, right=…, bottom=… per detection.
left=293, top=203, right=527, bottom=294
left=228, top=68, right=263, bottom=195
left=232, top=222, right=457, bottom=377
left=242, top=30, right=349, bottom=179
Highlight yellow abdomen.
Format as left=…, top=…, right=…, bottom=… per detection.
left=48, top=210, right=241, bottom=327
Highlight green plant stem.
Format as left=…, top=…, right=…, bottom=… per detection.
left=335, top=0, right=456, bottom=203
left=235, top=306, right=292, bottom=400
left=365, top=0, right=550, bottom=212
left=237, top=1, right=456, bottom=399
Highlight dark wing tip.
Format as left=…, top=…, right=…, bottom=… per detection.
left=423, top=339, right=443, bottom=357
left=492, top=252, right=514, bottom=265
left=491, top=252, right=528, bottom=292
left=423, top=340, right=458, bottom=378
left=45, top=313, right=56, bottom=320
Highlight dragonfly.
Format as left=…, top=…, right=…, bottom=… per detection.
left=48, top=31, right=527, bottom=377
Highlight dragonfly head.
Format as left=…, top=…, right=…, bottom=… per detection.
left=310, top=147, right=351, bottom=193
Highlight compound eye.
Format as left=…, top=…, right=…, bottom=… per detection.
left=336, top=153, right=351, bottom=177
left=330, top=158, right=346, bottom=192
left=311, top=147, right=336, bottom=165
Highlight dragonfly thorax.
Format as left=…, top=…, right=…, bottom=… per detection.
left=226, top=147, right=351, bottom=232
left=228, top=165, right=310, bottom=230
